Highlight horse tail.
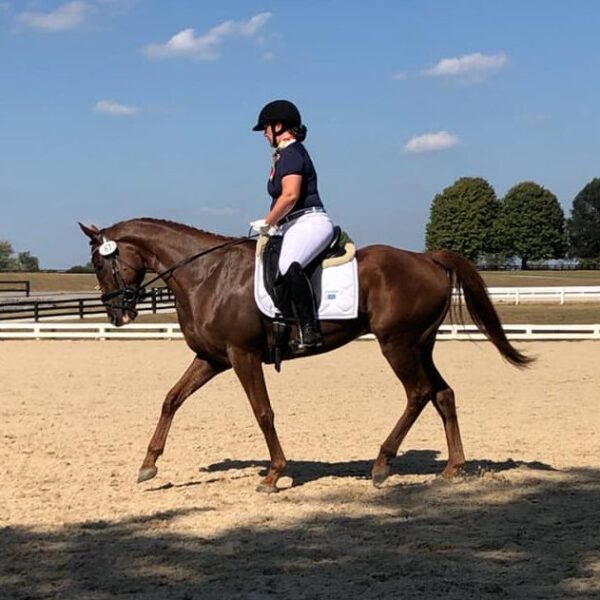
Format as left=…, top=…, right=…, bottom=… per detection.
left=430, top=250, right=534, bottom=368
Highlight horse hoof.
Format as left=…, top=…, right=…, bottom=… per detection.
left=441, top=464, right=465, bottom=479
left=256, top=482, right=279, bottom=494
left=371, top=466, right=390, bottom=488
left=137, top=466, right=158, bottom=483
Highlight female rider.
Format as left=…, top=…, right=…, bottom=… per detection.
left=250, top=99, right=334, bottom=349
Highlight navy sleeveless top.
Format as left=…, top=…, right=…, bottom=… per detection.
left=267, top=142, right=324, bottom=217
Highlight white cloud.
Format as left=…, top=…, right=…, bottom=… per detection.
left=424, top=52, right=507, bottom=77
left=143, top=12, right=272, bottom=60
left=392, top=72, right=407, bottom=81
left=93, top=100, right=139, bottom=116
left=403, top=131, right=459, bottom=154
left=16, top=1, right=92, bottom=31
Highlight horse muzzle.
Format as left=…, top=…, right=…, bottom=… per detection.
left=101, top=288, right=140, bottom=327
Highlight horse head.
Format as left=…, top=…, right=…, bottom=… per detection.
left=79, top=222, right=147, bottom=326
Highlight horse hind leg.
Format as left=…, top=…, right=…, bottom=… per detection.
left=423, top=349, right=466, bottom=478
left=434, top=387, right=466, bottom=478
left=138, top=357, right=224, bottom=483
left=371, top=341, right=434, bottom=487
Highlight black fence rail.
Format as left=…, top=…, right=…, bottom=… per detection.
left=0, top=287, right=175, bottom=321
left=0, top=280, right=30, bottom=296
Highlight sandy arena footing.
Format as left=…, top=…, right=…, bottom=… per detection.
left=1, top=340, right=599, bottom=599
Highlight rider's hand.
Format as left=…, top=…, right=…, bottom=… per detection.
left=250, top=219, right=278, bottom=236
left=250, top=218, right=269, bottom=234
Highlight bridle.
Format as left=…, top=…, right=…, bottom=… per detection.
left=93, top=232, right=259, bottom=317
left=92, top=240, right=145, bottom=316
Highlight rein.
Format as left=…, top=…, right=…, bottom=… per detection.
left=99, top=233, right=259, bottom=313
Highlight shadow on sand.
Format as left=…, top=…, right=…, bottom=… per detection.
left=199, top=449, right=555, bottom=488
left=2, top=454, right=598, bottom=599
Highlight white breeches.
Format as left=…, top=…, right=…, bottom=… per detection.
left=278, top=212, right=335, bottom=275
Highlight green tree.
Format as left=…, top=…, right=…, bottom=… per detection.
left=0, top=240, right=17, bottom=271
left=425, top=177, right=499, bottom=261
left=16, top=251, right=40, bottom=272
left=0, top=241, right=41, bottom=271
left=567, top=178, right=600, bottom=259
left=66, top=261, right=94, bottom=273
left=497, top=181, right=566, bottom=270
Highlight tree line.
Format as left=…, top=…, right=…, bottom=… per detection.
left=425, top=177, right=600, bottom=269
left=0, top=241, right=40, bottom=272
left=0, top=240, right=95, bottom=272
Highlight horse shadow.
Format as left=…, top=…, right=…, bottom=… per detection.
left=197, top=450, right=554, bottom=488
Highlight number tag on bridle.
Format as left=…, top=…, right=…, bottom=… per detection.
left=98, top=240, right=118, bottom=257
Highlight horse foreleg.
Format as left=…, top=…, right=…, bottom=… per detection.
left=372, top=342, right=433, bottom=487
left=229, top=349, right=287, bottom=493
left=137, top=357, right=223, bottom=483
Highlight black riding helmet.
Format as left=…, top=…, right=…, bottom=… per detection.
left=252, top=99, right=302, bottom=131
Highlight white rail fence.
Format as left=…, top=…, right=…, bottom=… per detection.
left=485, top=286, right=600, bottom=304
left=1, top=322, right=599, bottom=341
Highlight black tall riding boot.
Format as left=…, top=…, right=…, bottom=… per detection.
left=284, top=262, right=323, bottom=349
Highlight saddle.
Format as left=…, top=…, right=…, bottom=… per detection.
left=260, top=226, right=354, bottom=315
left=256, top=226, right=357, bottom=371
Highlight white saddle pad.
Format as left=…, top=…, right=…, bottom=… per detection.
left=254, top=256, right=359, bottom=320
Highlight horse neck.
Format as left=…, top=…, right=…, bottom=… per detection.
left=111, top=219, right=231, bottom=282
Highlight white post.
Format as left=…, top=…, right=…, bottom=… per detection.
left=515, top=289, right=520, bottom=305
left=560, top=288, right=565, bottom=305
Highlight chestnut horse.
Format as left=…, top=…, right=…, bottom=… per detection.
left=80, top=218, right=531, bottom=492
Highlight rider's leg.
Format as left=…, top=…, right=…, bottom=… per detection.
left=284, top=261, right=322, bottom=348
left=278, top=213, right=334, bottom=272
left=279, top=214, right=334, bottom=349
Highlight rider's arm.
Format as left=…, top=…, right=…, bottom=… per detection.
left=265, top=174, right=302, bottom=226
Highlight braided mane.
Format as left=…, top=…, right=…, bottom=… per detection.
left=108, top=217, right=239, bottom=242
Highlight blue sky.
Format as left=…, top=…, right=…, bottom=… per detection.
left=1, top=0, right=600, bottom=268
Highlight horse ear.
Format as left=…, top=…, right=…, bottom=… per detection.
left=79, top=222, right=100, bottom=241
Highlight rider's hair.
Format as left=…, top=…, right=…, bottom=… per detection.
left=290, top=124, right=307, bottom=142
